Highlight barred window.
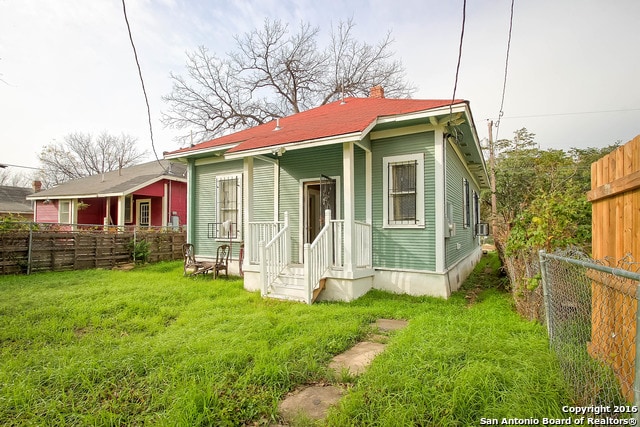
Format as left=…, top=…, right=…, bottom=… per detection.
left=389, top=161, right=417, bottom=223
left=463, top=178, right=471, bottom=228
left=383, top=154, right=424, bottom=228
left=213, top=174, right=242, bottom=239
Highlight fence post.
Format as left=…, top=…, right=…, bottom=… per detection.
left=27, top=228, right=33, bottom=275
left=539, top=249, right=553, bottom=342
left=635, top=284, right=640, bottom=419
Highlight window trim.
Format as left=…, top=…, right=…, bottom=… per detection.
left=463, top=178, right=471, bottom=228
left=124, top=194, right=133, bottom=223
left=382, top=153, right=425, bottom=229
left=216, top=173, right=243, bottom=241
left=58, top=200, right=72, bottom=224
left=136, top=198, right=151, bottom=227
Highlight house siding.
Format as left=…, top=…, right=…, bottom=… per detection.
left=193, top=160, right=244, bottom=257
left=445, top=141, right=480, bottom=267
left=278, top=145, right=344, bottom=263
left=371, top=131, right=436, bottom=271
left=252, top=158, right=276, bottom=222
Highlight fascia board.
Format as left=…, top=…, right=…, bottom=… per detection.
left=223, top=132, right=363, bottom=159
left=164, top=143, right=240, bottom=160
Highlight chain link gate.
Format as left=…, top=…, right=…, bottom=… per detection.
left=539, top=249, right=640, bottom=415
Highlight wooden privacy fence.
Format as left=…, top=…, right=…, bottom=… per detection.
left=586, top=134, right=640, bottom=402
left=0, top=229, right=187, bottom=275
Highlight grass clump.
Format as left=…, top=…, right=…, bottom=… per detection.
left=0, top=254, right=570, bottom=426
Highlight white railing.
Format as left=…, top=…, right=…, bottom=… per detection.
left=248, top=219, right=284, bottom=264
left=354, top=220, right=372, bottom=268
left=304, top=209, right=333, bottom=304
left=259, top=212, right=290, bottom=296
left=328, top=219, right=372, bottom=269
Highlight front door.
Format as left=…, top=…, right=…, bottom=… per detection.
left=304, top=175, right=336, bottom=244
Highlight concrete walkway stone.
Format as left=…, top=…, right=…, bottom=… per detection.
left=275, top=318, right=408, bottom=425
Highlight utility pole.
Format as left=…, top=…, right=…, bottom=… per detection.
left=487, top=120, right=497, bottom=234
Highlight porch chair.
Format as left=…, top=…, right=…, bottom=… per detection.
left=182, top=243, right=213, bottom=276
left=214, top=244, right=230, bottom=279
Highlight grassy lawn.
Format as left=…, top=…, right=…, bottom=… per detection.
left=0, top=254, right=569, bottom=426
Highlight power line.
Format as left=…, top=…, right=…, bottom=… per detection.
left=121, top=0, right=164, bottom=169
left=491, top=108, right=640, bottom=121
left=494, top=0, right=515, bottom=142
left=450, top=0, right=466, bottom=115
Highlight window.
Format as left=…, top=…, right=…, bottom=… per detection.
left=215, top=174, right=242, bottom=239
left=124, top=195, right=133, bottom=223
left=463, top=178, right=471, bottom=228
left=137, top=199, right=151, bottom=227
left=383, top=154, right=424, bottom=227
left=59, top=200, right=71, bottom=224
left=473, top=191, right=480, bottom=228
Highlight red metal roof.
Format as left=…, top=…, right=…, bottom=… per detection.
left=167, top=97, right=464, bottom=156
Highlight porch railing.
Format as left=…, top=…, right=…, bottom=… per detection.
left=258, top=212, right=290, bottom=296
left=248, top=219, right=285, bottom=264
left=304, top=210, right=334, bottom=303
left=329, top=219, right=372, bottom=269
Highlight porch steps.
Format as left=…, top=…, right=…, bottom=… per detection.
left=266, top=265, right=326, bottom=304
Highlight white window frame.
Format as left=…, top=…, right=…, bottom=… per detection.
left=136, top=198, right=151, bottom=227
left=463, top=178, right=471, bottom=229
left=124, top=194, right=133, bottom=223
left=59, top=200, right=72, bottom=224
left=382, top=153, right=425, bottom=228
left=216, top=173, right=243, bottom=241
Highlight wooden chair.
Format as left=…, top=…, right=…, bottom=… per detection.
left=182, top=243, right=213, bottom=276
left=214, top=244, right=230, bottom=278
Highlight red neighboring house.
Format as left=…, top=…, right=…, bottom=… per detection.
left=26, top=160, right=187, bottom=229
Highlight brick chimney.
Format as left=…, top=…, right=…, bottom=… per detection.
left=32, top=180, right=42, bottom=193
left=369, top=85, right=385, bottom=99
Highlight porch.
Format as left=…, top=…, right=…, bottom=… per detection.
left=243, top=210, right=374, bottom=304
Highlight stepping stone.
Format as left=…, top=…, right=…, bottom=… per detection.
left=329, top=341, right=386, bottom=375
left=374, top=318, right=408, bottom=331
left=278, top=384, right=343, bottom=423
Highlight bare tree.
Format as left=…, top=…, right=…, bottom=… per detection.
left=38, top=132, right=147, bottom=187
left=162, top=18, right=416, bottom=145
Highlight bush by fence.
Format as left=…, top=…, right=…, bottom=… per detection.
left=0, top=225, right=186, bottom=274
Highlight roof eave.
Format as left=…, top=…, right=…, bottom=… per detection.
left=223, top=131, right=364, bottom=160
left=164, top=142, right=240, bottom=160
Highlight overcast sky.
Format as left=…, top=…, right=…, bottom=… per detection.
left=1, top=0, right=639, bottom=171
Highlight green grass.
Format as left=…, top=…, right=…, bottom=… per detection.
left=0, top=254, right=570, bottom=426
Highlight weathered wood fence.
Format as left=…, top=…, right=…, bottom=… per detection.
left=586, top=134, right=640, bottom=402
left=0, top=229, right=186, bottom=275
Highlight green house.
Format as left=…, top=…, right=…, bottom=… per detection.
left=165, top=87, right=489, bottom=303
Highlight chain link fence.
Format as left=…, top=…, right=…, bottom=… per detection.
left=539, top=248, right=640, bottom=408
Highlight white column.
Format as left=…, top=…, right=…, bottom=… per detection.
left=243, top=157, right=254, bottom=269
left=117, top=196, right=125, bottom=228
left=162, top=183, right=169, bottom=227
left=435, top=128, right=446, bottom=273
left=343, top=141, right=355, bottom=276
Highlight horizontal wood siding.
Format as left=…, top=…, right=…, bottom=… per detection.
left=445, top=141, right=481, bottom=267
left=354, top=146, right=367, bottom=221
left=194, top=160, right=243, bottom=258
left=278, top=146, right=343, bottom=263
left=252, top=159, right=275, bottom=222
left=371, top=132, right=436, bottom=271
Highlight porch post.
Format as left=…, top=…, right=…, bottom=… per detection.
left=243, top=157, right=254, bottom=271
left=117, top=196, right=126, bottom=229
left=186, top=159, right=196, bottom=244
left=434, top=127, right=446, bottom=273
left=343, top=141, right=355, bottom=275
left=365, top=149, right=373, bottom=265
